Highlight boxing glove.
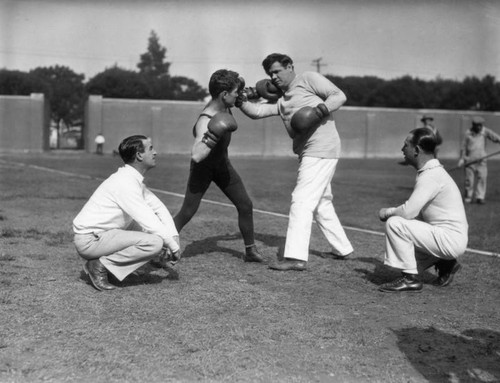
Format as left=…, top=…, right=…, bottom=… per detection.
left=235, top=77, right=246, bottom=107
left=202, top=112, right=238, bottom=148
left=237, top=76, right=246, bottom=92
left=290, top=103, right=330, bottom=132
left=244, top=79, right=283, bottom=102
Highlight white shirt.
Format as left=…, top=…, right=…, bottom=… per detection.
left=387, top=159, right=468, bottom=236
left=73, top=165, right=179, bottom=252
left=240, top=71, right=346, bottom=158
left=95, top=135, right=105, bottom=144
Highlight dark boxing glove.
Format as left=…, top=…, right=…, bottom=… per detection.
left=244, top=79, right=283, bottom=102
left=290, top=103, right=330, bottom=132
left=202, top=112, right=238, bottom=148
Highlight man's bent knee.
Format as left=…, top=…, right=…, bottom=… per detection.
left=148, top=235, right=164, bottom=254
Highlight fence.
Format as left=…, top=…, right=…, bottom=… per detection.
left=84, top=95, right=500, bottom=159
left=0, top=93, right=50, bottom=152
left=2, top=93, right=500, bottom=159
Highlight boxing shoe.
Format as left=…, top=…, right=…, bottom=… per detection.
left=84, top=259, right=116, bottom=291
left=269, top=259, right=307, bottom=271
left=379, top=273, right=422, bottom=293
left=243, top=245, right=264, bottom=263
left=433, top=259, right=462, bottom=287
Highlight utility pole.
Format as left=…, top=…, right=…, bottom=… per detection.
left=311, top=57, right=327, bottom=73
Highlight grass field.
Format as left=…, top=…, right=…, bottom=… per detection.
left=0, top=152, right=499, bottom=383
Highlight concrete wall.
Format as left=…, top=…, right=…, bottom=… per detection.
left=85, top=95, right=500, bottom=158
left=0, top=93, right=49, bottom=152
left=2, top=94, right=499, bottom=158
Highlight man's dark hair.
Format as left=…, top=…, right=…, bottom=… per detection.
left=118, top=135, right=147, bottom=164
left=262, top=53, right=294, bottom=75
left=409, top=127, right=437, bottom=154
left=208, top=69, right=243, bottom=98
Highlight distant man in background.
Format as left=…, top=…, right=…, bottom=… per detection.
left=173, top=69, right=263, bottom=263
left=458, top=116, right=500, bottom=204
left=378, top=127, right=468, bottom=293
left=73, top=135, right=180, bottom=291
left=238, top=53, right=353, bottom=271
left=95, top=133, right=105, bottom=155
left=420, top=115, right=442, bottom=151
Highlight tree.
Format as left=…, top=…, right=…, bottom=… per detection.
left=0, top=69, right=49, bottom=95
left=31, top=66, right=85, bottom=126
left=86, top=66, right=151, bottom=99
left=137, top=30, right=170, bottom=78
left=327, top=75, right=385, bottom=107
left=170, top=76, right=208, bottom=101
left=136, top=30, right=207, bottom=101
left=30, top=66, right=85, bottom=148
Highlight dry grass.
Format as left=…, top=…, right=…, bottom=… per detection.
left=0, top=153, right=499, bottom=383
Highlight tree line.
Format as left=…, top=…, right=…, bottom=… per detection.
left=328, top=74, right=500, bottom=111
left=0, top=31, right=207, bottom=132
left=1, top=30, right=499, bottom=133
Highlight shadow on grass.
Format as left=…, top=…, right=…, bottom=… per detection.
left=393, top=327, right=500, bottom=382
left=182, top=232, right=286, bottom=260
left=353, top=257, right=439, bottom=286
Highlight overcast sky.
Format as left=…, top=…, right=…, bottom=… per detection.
left=1, top=0, right=499, bottom=87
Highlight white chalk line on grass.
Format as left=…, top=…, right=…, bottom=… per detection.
left=4, top=159, right=499, bottom=258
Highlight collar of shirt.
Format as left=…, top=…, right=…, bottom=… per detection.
left=121, top=164, right=145, bottom=184
left=417, top=158, right=442, bottom=175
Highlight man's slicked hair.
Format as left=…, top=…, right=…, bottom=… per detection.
left=409, top=127, right=437, bottom=154
left=118, top=135, right=147, bottom=164
left=262, top=53, right=294, bottom=75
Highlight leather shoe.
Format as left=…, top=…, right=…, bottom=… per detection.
left=269, top=259, right=307, bottom=271
left=433, top=260, right=461, bottom=287
left=379, top=274, right=423, bottom=293
left=84, top=259, right=116, bottom=291
left=243, top=245, right=264, bottom=263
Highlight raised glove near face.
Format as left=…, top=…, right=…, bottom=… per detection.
left=290, top=103, right=330, bottom=132
left=202, top=112, right=238, bottom=148
left=255, top=79, right=283, bottom=102
left=244, top=79, right=283, bottom=102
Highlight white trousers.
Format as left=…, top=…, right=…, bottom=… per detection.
left=464, top=162, right=487, bottom=200
left=384, top=216, right=467, bottom=274
left=283, top=157, right=353, bottom=262
left=74, top=223, right=163, bottom=281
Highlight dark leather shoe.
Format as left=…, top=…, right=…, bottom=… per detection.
left=433, top=260, right=461, bottom=287
left=476, top=199, right=485, bottom=205
left=84, top=259, right=116, bottom=291
left=379, top=274, right=422, bottom=293
left=269, top=260, right=307, bottom=271
left=243, top=246, right=264, bottom=263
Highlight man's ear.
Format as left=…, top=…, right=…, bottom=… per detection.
left=136, top=151, right=144, bottom=162
left=415, top=145, right=421, bottom=156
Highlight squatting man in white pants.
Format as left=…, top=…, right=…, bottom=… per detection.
left=73, top=135, right=180, bottom=291
left=378, top=127, right=468, bottom=293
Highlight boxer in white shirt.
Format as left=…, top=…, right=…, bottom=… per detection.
left=378, top=127, right=468, bottom=293
left=73, top=135, right=180, bottom=291
left=238, top=53, right=353, bottom=271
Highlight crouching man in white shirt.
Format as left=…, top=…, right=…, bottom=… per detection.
left=378, top=127, right=468, bottom=293
left=73, top=135, right=180, bottom=291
